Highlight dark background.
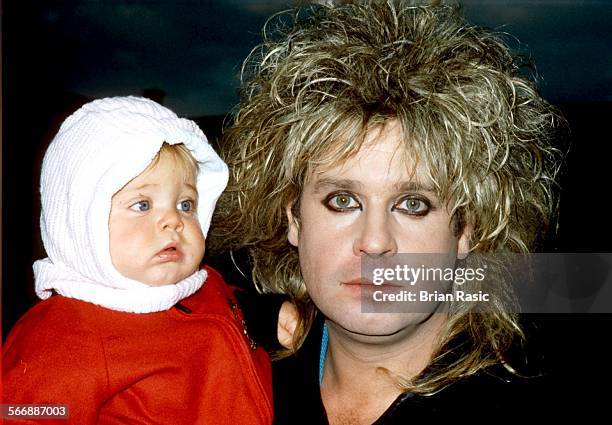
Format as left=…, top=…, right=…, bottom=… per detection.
left=3, top=0, right=612, bottom=413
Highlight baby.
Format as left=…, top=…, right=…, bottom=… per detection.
left=2, top=96, right=273, bottom=424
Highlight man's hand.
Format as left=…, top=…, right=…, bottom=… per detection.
left=277, top=301, right=298, bottom=349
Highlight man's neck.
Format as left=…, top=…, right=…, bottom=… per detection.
left=320, top=313, right=446, bottom=425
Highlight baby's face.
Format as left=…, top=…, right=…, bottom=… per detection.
left=108, top=152, right=205, bottom=286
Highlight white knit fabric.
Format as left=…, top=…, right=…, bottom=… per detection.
left=33, top=96, right=229, bottom=313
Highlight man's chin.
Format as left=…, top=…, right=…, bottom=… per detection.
left=326, top=312, right=434, bottom=340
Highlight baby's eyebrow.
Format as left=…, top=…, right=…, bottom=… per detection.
left=184, top=183, right=197, bottom=192
left=126, top=183, right=158, bottom=192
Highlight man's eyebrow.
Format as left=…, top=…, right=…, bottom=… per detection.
left=394, top=181, right=437, bottom=193
left=312, top=178, right=437, bottom=193
left=313, top=178, right=363, bottom=193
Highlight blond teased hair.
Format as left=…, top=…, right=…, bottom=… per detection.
left=213, top=0, right=565, bottom=394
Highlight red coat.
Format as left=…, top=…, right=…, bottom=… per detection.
left=2, top=266, right=273, bottom=424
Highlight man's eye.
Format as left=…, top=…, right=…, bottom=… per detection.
left=325, top=193, right=360, bottom=211
left=129, top=200, right=150, bottom=212
left=178, top=200, right=194, bottom=212
left=393, top=197, right=430, bottom=215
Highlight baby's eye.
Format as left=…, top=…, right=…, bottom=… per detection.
left=393, top=197, right=430, bottom=215
left=325, top=193, right=361, bottom=211
left=129, top=200, right=150, bottom=212
left=178, top=200, right=195, bottom=212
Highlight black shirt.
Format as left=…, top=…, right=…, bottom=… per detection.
left=272, top=315, right=564, bottom=424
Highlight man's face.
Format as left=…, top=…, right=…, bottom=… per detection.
left=109, top=152, right=205, bottom=286
left=287, top=121, right=469, bottom=338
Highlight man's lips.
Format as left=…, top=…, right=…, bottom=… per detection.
left=156, top=243, right=183, bottom=261
left=342, top=278, right=377, bottom=286
left=341, top=279, right=401, bottom=288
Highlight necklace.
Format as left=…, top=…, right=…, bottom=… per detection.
left=319, top=321, right=328, bottom=385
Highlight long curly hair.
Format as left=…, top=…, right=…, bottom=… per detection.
left=212, top=0, right=565, bottom=394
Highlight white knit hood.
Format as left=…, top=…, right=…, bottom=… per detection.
left=33, top=96, right=229, bottom=313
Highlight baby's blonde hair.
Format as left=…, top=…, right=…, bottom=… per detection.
left=148, top=143, right=199, bottom=178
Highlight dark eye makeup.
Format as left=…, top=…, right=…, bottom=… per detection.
left=322, top=191, right=435, bottom=216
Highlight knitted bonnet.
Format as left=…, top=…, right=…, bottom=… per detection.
left=33, top=96, right=229, bottom=313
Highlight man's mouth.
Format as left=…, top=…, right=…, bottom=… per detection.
left=342, top=278, right=401, bottom=286
left=342, top=278, right=377, bottom=286
left=342, top=279, right=403, bottom=292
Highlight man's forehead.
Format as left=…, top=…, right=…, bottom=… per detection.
left=308, top=149, right=435, bottom=190
left=303, top=118, right=438, bottom=189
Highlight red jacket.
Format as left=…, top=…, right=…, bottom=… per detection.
left=2, top=266, right=273, bottom=424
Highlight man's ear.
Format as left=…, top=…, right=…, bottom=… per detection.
left=457, top=225, right=471, bottom=260
left=286, top=204, right=299, bottom=247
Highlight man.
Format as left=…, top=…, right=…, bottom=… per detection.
left=214, top=1, right=564, bottom=422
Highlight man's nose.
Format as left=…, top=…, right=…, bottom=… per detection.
left=352, top=208, right=397, bottom=256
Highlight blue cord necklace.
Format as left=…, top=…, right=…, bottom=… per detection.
left=319, top=321, right=328, bottom=385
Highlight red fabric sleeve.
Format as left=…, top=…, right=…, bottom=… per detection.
left=2, top=298, right=109, bottom=424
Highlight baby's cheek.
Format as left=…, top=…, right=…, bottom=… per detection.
left=110, top=219, right=148, bottom=258
left=186, top=220, right=206, bottom=260
left=196, top=232, right=206, bottom=261
left=122, top=224, right=146, bottom=247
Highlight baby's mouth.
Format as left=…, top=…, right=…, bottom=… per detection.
left=157, top=246, right=183, bottom=261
